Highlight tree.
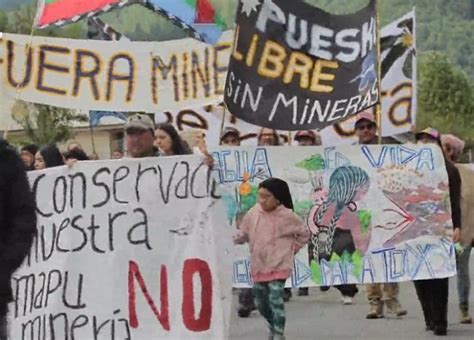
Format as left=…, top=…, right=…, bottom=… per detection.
left=12, top=101, right=88, bottom=146
left=417, top=52, right=474, bottom=141
left=6, top=3, right=36, bottom=34
left=0, top=10, right=8, bottom=32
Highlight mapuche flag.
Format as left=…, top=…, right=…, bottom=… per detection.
left=35, top=0, right=128, bottom=28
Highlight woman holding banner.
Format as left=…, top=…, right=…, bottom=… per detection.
left=414, top=128, right=462, bottom=336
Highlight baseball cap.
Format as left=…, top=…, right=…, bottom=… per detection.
left=220, top=127, right=240, bottom=141
left=415, top=127, right=440, bottom=141
left=124, top=114, right=155, bottom=132
left=355, top=111, right=376, bottom=127
left=295, top=130, right=317, bottom=142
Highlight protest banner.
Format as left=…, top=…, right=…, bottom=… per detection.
left=209, top=145, right=457, bottom=287
left=10, top=157, right=232, bottom=339
left=0, top=31, right=232, bottom=113
left=320, top=10, right=417, bottom=145
left=225, top=0, right=379, bottom=131
left=154, top=104, right=293, bottom=146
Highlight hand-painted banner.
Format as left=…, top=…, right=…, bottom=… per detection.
left=154, top=104, right=293, bottom=146
left=225, top=0, right=379, bottom=131
left=0, top=31, right=232, bottom=113
left=209, top=145, right=457, bottom=287
left=321, top=10, right=417, bottom=145
left=10, top=157, right=232, bottom=339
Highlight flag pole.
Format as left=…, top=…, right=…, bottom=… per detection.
left=88, top=112, right=97, bottom=156
left=376, top=0, right=383, bottom=145
left=219, top=103, right=227, bottom=144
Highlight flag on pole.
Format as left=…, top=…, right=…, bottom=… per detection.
left=142, top=0, right=225, bottom=44
left=35, top=0, right=131, bottom=28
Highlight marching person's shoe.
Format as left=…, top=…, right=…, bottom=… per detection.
left=433, top=326, right=447, bottom=336
left=283, top=288, right=292, bottom=302
left=341, top=296, right=353, bottom=305
left=386, top=299, right=407, bottom=317
left=460, top=308, right=472, bottom=324
left=297, top=287, right=309, bottom=296
left=366, top=301, right=384, bottom=319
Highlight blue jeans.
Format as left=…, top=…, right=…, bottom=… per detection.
left=456, top=245, right=472, bottom=309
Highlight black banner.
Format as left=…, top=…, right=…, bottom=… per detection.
left=225, top=0, right=379, bottom=131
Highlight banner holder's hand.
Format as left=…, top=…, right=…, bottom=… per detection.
left=66, top=158, right=77, bottom=169
left=452, top=227, right=460, bottom=243
left=198, top=140, right=214, bottom=168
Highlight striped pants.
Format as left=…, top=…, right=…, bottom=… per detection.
left=253, top=280, right=286, bottom=335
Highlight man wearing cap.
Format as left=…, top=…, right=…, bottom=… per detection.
left=220, top=127, right=241, bottom=146
left=441, top=133, right=473, bottom=324
left=354, top=111, right=381, bottom=145
left=294, top=130, right=322, bottom=146
left=124, top=114, right=160, bottom=158
left=413, top=128, right=461, bottom=335
left=355, top=112, right=407, bottom=319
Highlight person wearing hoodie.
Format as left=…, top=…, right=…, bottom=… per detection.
left=234, top=178, right=310, bottom=340
left=441, top=133, right=473, bottom=324
left=0, top=139, right=37, bottom=339
left=414, top=128, right=461, bottom=336
left=34, top=144, right=65, bottom=170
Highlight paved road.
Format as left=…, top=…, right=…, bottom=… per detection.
left=229, top=258, right=473, bottom=340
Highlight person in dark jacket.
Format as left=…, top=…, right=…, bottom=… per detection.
left=0, top=139, right=37, bottom=339
left=414, top=127, right=461, bottom=336
left=34, top=144, right=65, bottom=170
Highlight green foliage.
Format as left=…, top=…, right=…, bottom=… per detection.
left=0, top=10, right=8, bottom=32
left=5, top=3, right=84, bottom=37
left=417, top=52, right=474, bottom=140
left=295, top=154, right=325, bottom=171
left=357, top=210, right=372, bottom=234
left=13, top=102, right=88, bottom=146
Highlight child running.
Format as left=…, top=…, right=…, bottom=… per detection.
left=233, top=178, right=310, bottom=340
